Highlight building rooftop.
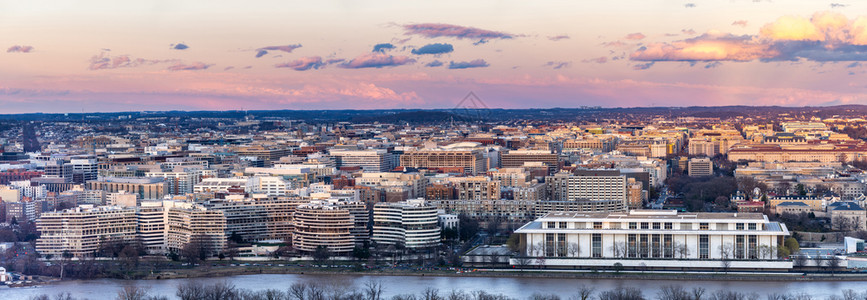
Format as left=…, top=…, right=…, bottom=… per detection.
left=540, top=209, right=766, bottom=221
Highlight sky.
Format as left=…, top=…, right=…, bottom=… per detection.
left=1, top=0, right=867, bottom=113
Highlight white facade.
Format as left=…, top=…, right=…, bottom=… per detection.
left=372, top=199, right=441, bottom=248
left=512, top=210, right=791, bottom=270
left=329, top=149, right=393, bottom=172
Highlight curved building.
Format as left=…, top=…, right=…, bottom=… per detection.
left=292, top=201, right=354, bottom=253
left=372, top=199, right=440, bottom=249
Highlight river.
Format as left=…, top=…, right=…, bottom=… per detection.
left=2, top=273, right=865, bottom=299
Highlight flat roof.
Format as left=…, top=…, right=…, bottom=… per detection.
left=540, top=210, right=766, bottom=221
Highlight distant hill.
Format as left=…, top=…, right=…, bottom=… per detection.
left=3, top=105, right=867, bottom=123
left=351, top=110, right=475, bottom=124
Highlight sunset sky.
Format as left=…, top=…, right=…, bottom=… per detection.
left=1, top=1, right=866, bottom=113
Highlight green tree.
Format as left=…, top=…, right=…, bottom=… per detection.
left=312, top=245, right=331, bottom=264
left=784, top=237, right=800, bottom=254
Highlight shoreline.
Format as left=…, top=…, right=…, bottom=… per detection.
left=130, top=266, right=867, bottom=282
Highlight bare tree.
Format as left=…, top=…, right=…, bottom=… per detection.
left=116, top=286, right=150, bottom=300
left=422, top=288, right=443, bottom=300
left=692, top=287, right=706, bottom=300
left=792, top=255, right=808, bottom=268
left=176, top=281, right=206, bottom=300
left=570, top=285, right=594, bottom=300
left=288, top=282, right=307, bottom=300
left=658, top=285, right=691, bottom=300
left=364, top=280, right=384, bottom=300
left=610, top=242, right=627, bottom=258
left=718, top=243, right=733, bottom=273
left=567, top=242, right=581, bottom=257
left=827, top=255, right=841, bottom=274
left=674, top=242, right=690, bottom=259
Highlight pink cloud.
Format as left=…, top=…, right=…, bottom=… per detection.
left=582, top=57, right=608, bottom=64
left=339, top=53, right=415, bottom=68
left=630, top=12, right=867, bottom=65
left=7, top=45, right=34, bottom=53
left=732, top=20, right=749, bottom=27
left=275, top=56, right=325, bottom=71
left=548, top=35, right=570, bottom=41
left=625, top=33, right=646, bottom=40
left=88, top=52, right=177, bottom=70
left=402, top=23, right=514, bottom=41
left=167, top=62, right=213, bottom=71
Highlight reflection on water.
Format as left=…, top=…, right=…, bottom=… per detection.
left=2, top=273, right=863, bottom=299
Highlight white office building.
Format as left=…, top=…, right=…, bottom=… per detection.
left=512, top=210, right=791, bottom=270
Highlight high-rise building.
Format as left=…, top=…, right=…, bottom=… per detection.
left=292, top=201, right=355, bottom=253
left=545, top=173, right=627, bottom=204
left=688, top=157, right=713, bottom=177
left=36, top=205, right=138, bottom=257
left=501, top=150, right=558, bottom=175
left=329, top=149, right=393, bottom=172
left=372, top=199, right=440, bottom=249
left=400, top=144, right=486, bottom=175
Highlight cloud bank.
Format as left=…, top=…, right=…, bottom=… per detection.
left=630, top=12, right=867, bottom=67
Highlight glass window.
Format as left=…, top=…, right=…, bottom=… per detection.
left=627, top=234, right=637, bottom=258
left=557, top=233, right=566, bottom=257
left=652, top=234, right=661, bottom=258
left=592, top=234, right=602, bottom=258
left=629, top=222, right=637, bottom=229
left=545, top=233, right=555, bottom=256
left=641, top=222, right=649, bottom=229
left=736, top=223, right=744, bottom=230
left=546, top=222, right=556, bottom=229
left=559, top=222, right=567, bottom=229
left=593, top=222, right=603, bottom=229
left=748, top=235, right=757, bottom=259
left=699, top=223, right=709, bottom=230
left=748, top=223, right=757, bottom=230
left=639, top=234, right=649, bottom=258
left=663, top=234, right=673, bottom=258
left=735, top=235, right=745, bottom=259
left=699, top=234, right=709, bottom=259
left=664, top=222, right=673, bottom=230
left=652, top=223, right=661, bottom=230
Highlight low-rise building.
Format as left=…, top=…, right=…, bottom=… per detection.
left=511, top=210, right=791, bottom=270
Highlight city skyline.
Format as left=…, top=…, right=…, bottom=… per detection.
left=2, top=1, right=867, bottom=113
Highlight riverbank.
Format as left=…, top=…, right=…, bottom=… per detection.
left=135, top=265, right=867, bottom=282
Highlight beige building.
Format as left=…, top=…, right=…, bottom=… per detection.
left=829, top=202, right=866, bottom=231
left=36, top=205, right=137, bottom=257
left=688, top=158, right=713, bottom=177
left=86, top=177, right=168, bottom=200
left=400, top=146, right=486, bottom=175
left=292, top=201, right=355, bottom=253
left=449, top=176, right=501, bottom=200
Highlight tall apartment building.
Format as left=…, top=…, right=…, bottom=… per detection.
left=449, top=176, right=501, bottom=200
left=501, top=150, right=558, bottom=175
left=292, top=201, right=355, bottom=253
left=36, top=205, right=137, bottom=257
left=372, top=199, right=440, bottom=249
left=512, top=210, right=791, bottom=270
left=688, top=158, right=713, bottom=177
left=545, top=173, right=627, bottom=204
left=400, top=147, right=486, bottom=175
left=205, top=197, right=308, bottom=243
left=137, top=200, right=227, bottom=255
left=329, top=149, right=393, bottom=172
